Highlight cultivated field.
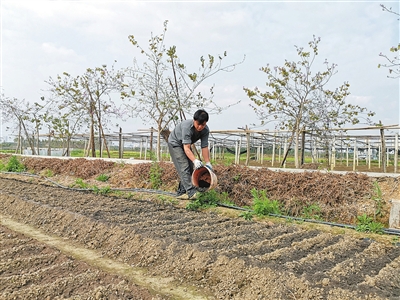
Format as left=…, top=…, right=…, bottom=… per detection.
left=1, top=155, right=400, bottom=299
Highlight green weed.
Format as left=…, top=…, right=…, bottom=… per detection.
left=44, top=169, right=54, bottom=177
left=72, top=178, right=90, bottom=189
left=93, top=186, right=111, bottom=195
left=301, top=203, right=322, bottom=220
left=251, top=188, right=281, bottom=216
left=239, top=211, right=254, bottom=221
left=355, top=213, right=384, bottom=234
left=185, top=190, right=221, bottom=210
left=3, top=156, right=25, bottom=172
left=372, top=181, right=384, bottom=219
left=96, top=174, right=110, bottom=182
left=149, top=162, right=162, bottom=189
left=233, top=174, right=241, bottom=181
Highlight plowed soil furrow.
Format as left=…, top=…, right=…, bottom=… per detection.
left=289, top=237, right=372, bottom=276
left=1, top=176, right=400, bottom=300
left=0, top=225, right=173, bottom=300
left=0, top=238, right=32, bottom=248
left=0, top=242, right=45, bottom=257
left=363, top=255, right=400, bottom=298
left=332, top=246, right=400, bottom=286
left=255, top=233, right=338, bottom=268
left=137, top=219, right=257, bottom=240
left=218, top=225, right=299, bottom=256
left=179, top=224, right=277, bottom=246
left=0, top=253, right=60, bottom=276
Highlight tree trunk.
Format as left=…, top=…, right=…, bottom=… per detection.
left=20, top=120, right=36, bottom=155
left=47, top=129, right=52, bottom=156
left=294, top=130, right=300, bottom=168
left=15, top=122, right=22, bottom=154
left=280, top=130, right=295, bottom=167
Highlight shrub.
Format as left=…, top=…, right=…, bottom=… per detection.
left=3, top=156, right=26, bottom=172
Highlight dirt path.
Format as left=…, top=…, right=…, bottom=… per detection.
left=1, top=176, right=400, bottom=300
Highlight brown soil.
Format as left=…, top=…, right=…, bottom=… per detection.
left=0, top=154, right=400, bottom=299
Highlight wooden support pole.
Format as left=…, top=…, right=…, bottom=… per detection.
left=245, top=126, right=250, bottom=166
left=353, top=139, right=356, bottom=172
left=271, top=134, right=276, bottom=167
left=395, top=133, right=398, bottom=173
left=367, top=139, right=371, bottom=170
left=118, top=127, right=122, bottom=159
left=381, top=126, right=387, bottom=173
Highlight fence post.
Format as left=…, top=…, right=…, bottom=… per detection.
left=300, top=130, right=305, bottom=166
left=395, top=133, right=398, bottom=173
left=245, top=126, right=250, bottom=166
left=271, top=133, right=276, bottom=167
left=118, top=127, right=123, bottom=159
left=380, top=126, right=386, bottom=173
left=353, top=139, right=356, bottom=172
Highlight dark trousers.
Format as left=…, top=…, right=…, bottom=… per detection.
left=168, top=143, right=197, bottom=196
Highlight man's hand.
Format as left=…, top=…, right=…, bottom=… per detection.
left=193, top=159, right=203, bottom=169
left=205, top=162, right=213, bottom=171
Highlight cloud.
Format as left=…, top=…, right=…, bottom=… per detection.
left=41, top=42, right=79, bottom=59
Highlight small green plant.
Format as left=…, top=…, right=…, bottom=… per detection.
left=357, top=213, right=373, bottom=226
left=112, top=190, right=124, bottom=197
left=301, top=203, right=322, bottom=220
left=355, top=213, right=384, bottom=234
left=73, top=178, right=90, bottom=189
left=367, top=221, right=384, bottom=234
left=149, top=162, right=162, bottom=189
left=355, top=224, right=370, bottom=233
left=98, top=186, right=111, bottom=195
left=251, top=188, right=281, bottom=216
left=92, top=185, right=111, bottom=195
left=239, top=211, right=254, bottom=221
left=185, top=199, right=203, bottom=210
left=185, top=190, right=221, bottom=210
left=233, top=174, right=241, bottom=181
left=372, top=181, right=384, bottom=219
left=285, top=217, right=294, bottom=223
left=156, top=195, right=178, bottom=205
left=3, top=156, right=26, bottom=172
left=96, top=174, right=110, bottom=182
left=44, top=169, right=54, bottom=177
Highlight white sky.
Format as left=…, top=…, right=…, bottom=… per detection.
left=1, top=0, right=399, bottom=136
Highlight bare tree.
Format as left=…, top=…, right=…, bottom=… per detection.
left=46, top=63, right=126, bottom=157
left=123, top=20, right=244, bottom=161
left=0, top=96, right=43, bottom=154
left=244, top=36, right=374, bottom=168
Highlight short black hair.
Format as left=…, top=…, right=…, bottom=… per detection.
left=193, top=109, right=209, bottom=124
